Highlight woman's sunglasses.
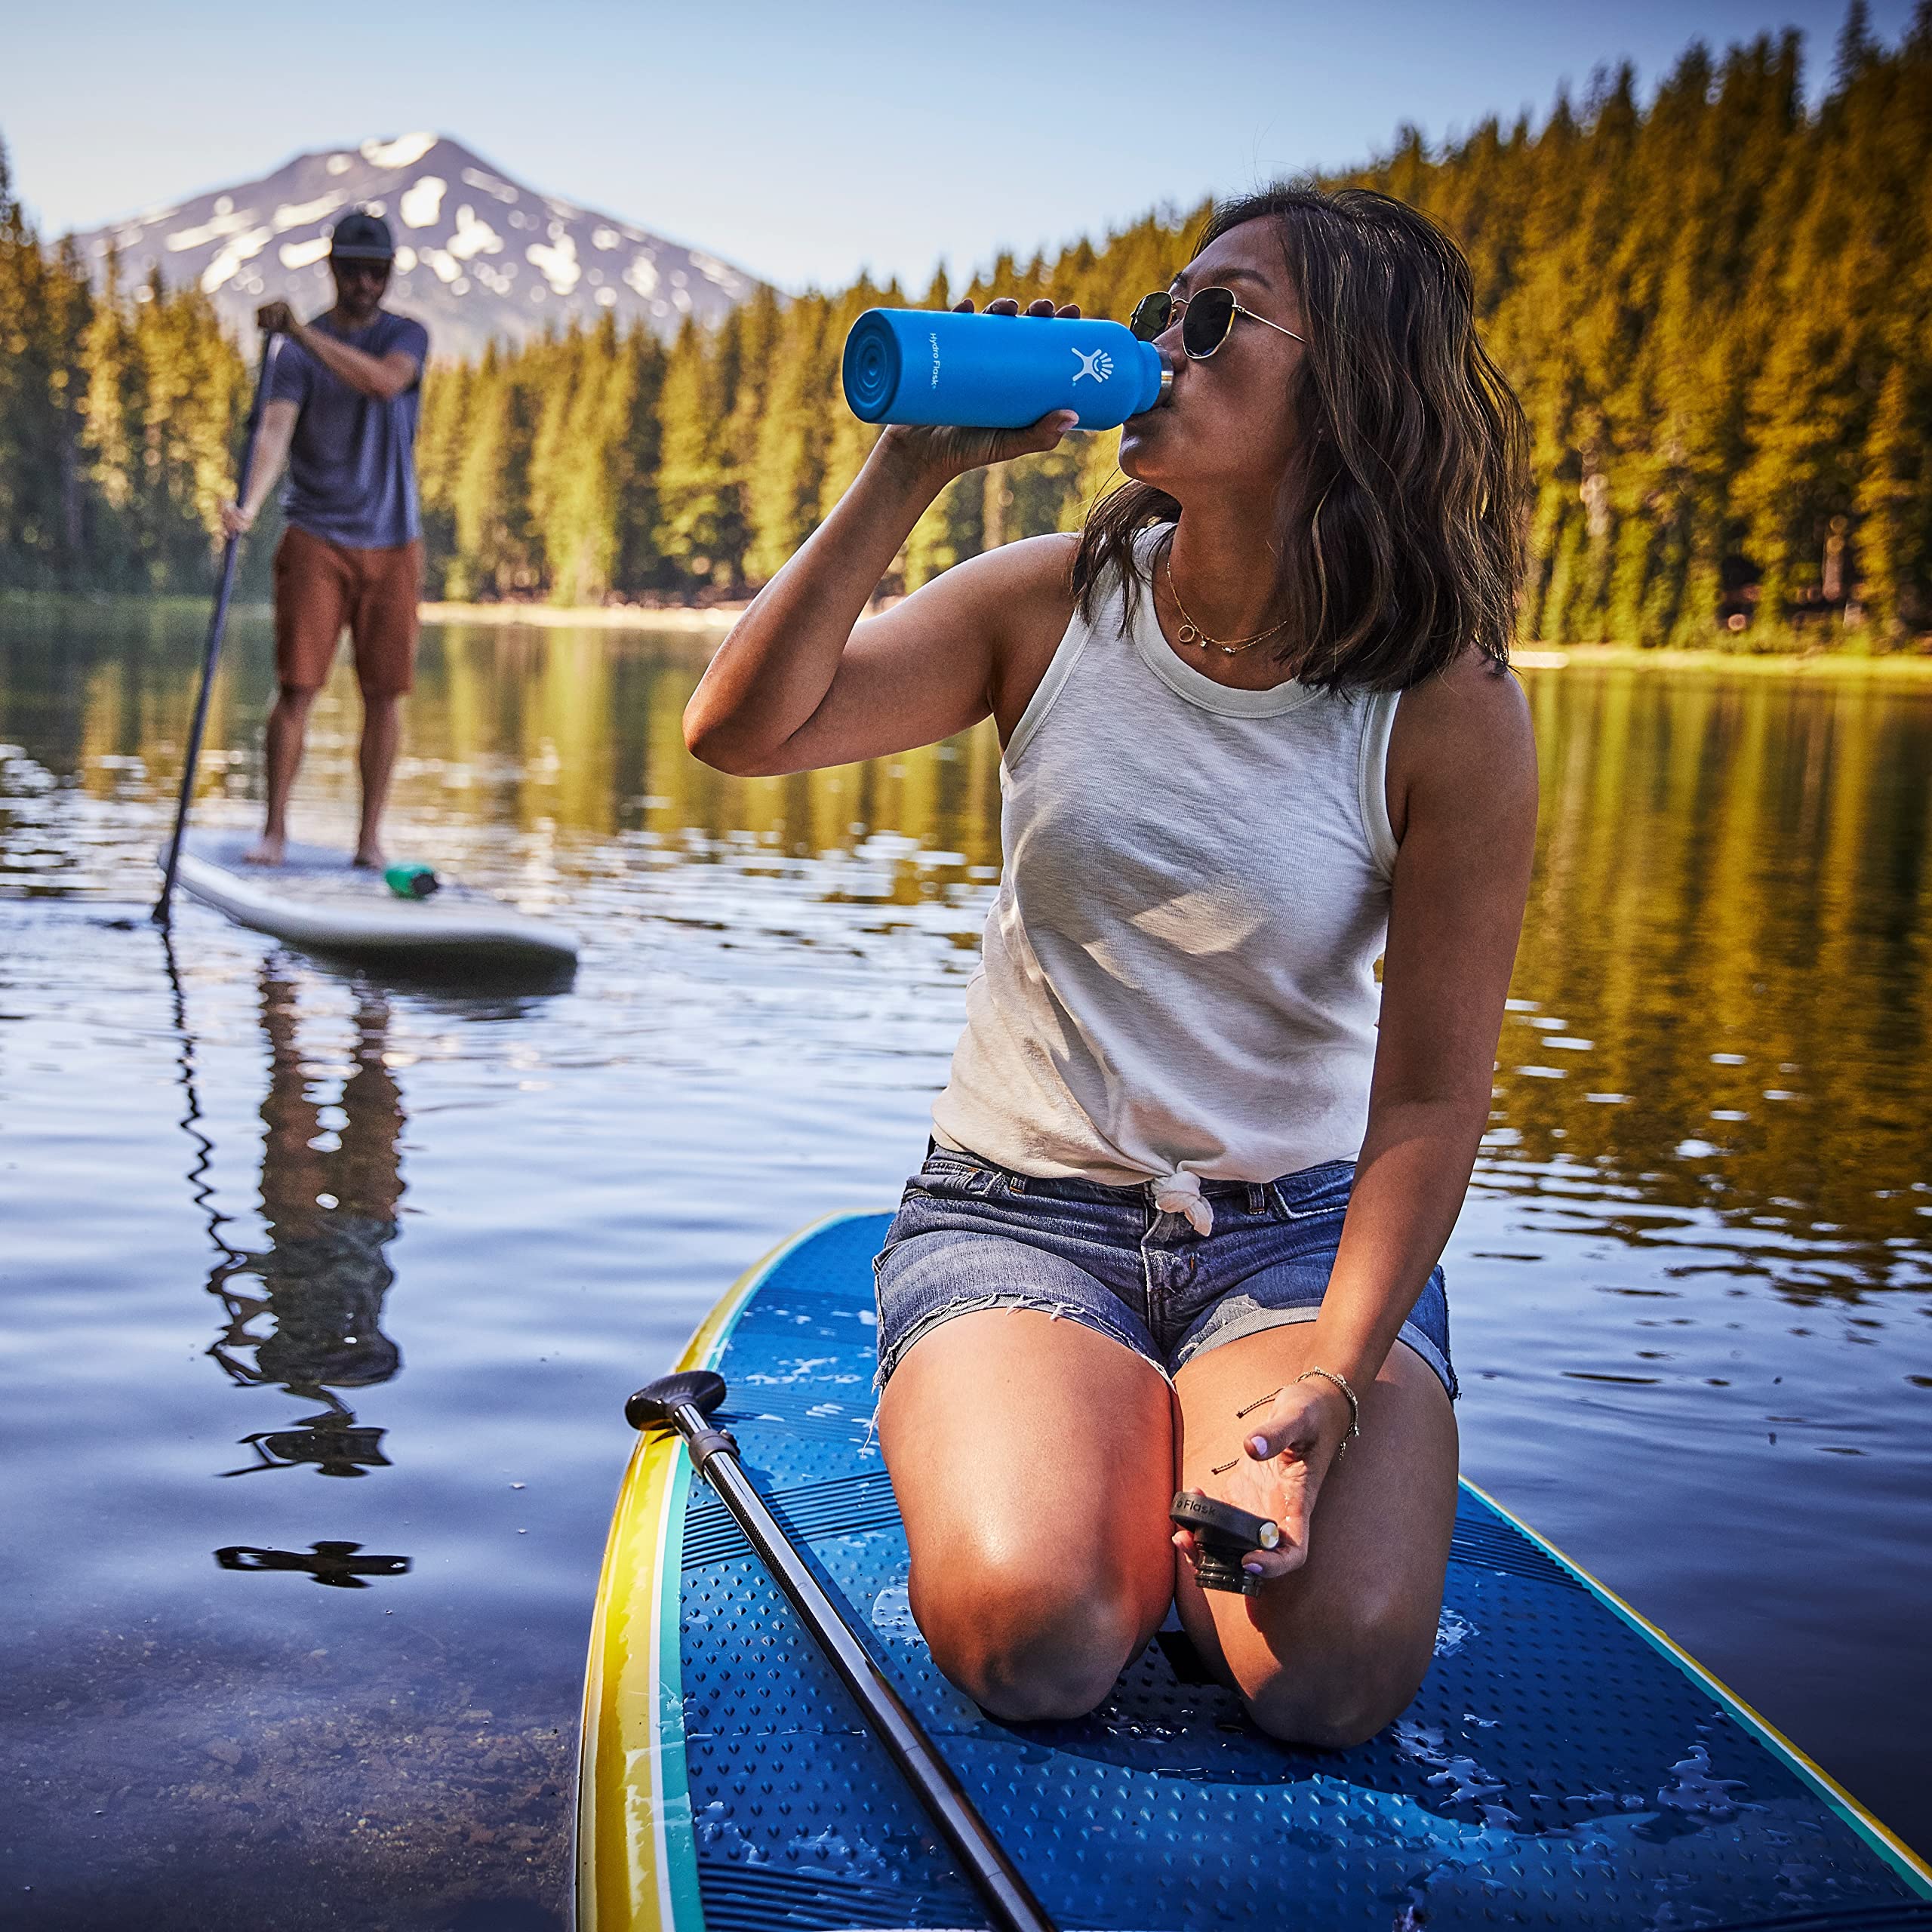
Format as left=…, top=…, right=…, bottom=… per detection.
left=1128, top=286, right=1304, bottom=359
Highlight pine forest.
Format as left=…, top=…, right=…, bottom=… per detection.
left=2, top=11, right=1929, bottom=650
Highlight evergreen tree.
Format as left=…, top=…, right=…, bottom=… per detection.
left=416, top=357, right=471, bottom=595
left=611, top=327, right=669, bottom=594
left=6, top=19, right=1932, bottom=645
left=1856, top=363, right=1926, bottom=639
left=654, top=315, right=739, bottom=594
left=448, top=345, right=540, bottom=596
left=0, top=138, right=90, bottom=584
left=744, top=290, right=832, bottom=585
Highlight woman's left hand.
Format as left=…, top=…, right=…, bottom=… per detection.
left=1174, top=1377, right=1355, bottom=1584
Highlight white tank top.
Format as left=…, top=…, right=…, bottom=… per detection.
left=931, top=531, right=1400, bottom=1234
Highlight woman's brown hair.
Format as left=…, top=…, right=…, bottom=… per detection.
left=1072, top=185, right=1531, bottom=690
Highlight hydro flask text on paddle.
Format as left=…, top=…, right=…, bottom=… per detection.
left=842, top=308, right=1170, bottom=432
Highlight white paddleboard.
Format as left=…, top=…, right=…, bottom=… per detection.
left=166, top=830, right=580, bottom=974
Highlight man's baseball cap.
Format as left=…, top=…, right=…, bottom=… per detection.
left=329, top=210, right=395, bottom=262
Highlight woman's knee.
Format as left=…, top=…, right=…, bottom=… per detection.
left=915, top=1560, right=1156, bottom=1722
left=1241, top=1639, right=1430, bottom=1750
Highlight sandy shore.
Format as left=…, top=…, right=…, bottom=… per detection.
left=420, top=605, right=1932, bottom=677
left=7, top=589, right=1928, bottom=671
left=419, top=601, right=743, bottom=631
left=1510, top=643, right=1932, bottom=678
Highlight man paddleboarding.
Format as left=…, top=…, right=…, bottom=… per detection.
left=220, top=208, right=429, bottom=869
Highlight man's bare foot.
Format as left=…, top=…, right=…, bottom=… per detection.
left=243, top=835, right=286, bottom=866
left=352, top=846, right=388, bottom=871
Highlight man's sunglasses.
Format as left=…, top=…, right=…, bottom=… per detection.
left=1128, top=287, right=1304, bottom=358
left=332, top=259, right=392, bottom=282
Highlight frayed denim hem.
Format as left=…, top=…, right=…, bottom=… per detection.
left=872, top=1292, right=1174, bottom=1395
left=1173, top=1299, right=1460, bottom=1404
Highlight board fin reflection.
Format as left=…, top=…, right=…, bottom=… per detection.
left=214, top=1541, right=411, bottom=1589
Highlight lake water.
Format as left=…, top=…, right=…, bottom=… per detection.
left=3, top=601, right=1928, bottom=1927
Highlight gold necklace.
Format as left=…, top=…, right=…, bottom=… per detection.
left=1163, top=554, right=1290, bottom=656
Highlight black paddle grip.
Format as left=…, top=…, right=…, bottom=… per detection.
left=626, top=1370, right=728, bottom=1432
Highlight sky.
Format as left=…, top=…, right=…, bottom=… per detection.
left=2, top=0, right=1913, bottom=293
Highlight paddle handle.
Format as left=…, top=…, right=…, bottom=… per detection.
left=155, top=331, right=285, bottom=925
left=664, top=1398, right=1057, bottom=1932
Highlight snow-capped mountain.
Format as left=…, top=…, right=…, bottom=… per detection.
left=70, top=133, right=761, bottom=359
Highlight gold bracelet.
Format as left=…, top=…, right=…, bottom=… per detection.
left=1217, top=1367, right=1363, bottom=1469
left=1295, top=1367, right=1361, bottom=1454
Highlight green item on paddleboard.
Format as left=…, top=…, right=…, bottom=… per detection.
left=160, top=831, right=579, bottom=979
left=384, top=863, right=440, bottom=900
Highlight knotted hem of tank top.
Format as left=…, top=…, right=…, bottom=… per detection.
left=1153, top=1169, right=1216, bottom=1237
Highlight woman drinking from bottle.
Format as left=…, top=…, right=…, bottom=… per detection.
left=683, top=186, right=1536, bottom=1748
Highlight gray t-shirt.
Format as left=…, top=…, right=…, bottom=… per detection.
left=267, top=310, right=428, bottom=550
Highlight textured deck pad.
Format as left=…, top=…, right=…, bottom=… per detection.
left=678, top=1214, right=1931, bottom=1931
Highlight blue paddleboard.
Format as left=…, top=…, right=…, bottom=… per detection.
left=577, top=1212, right=1932, bottom=1930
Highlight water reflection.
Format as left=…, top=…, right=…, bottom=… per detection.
left=214, top=1540, right=411, bottom=1589
left=13, top=614, right=1930, bottom=1295
left=3, top=606, right=1931, bottom=1906
left=174, top=952, right=408, bottom=1479
left=17, top=613, right=1932, bottom=1323
left=1493, top=671, right=1932, bottom=1296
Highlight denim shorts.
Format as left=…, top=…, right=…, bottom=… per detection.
left=872, top=1142, right=1458, bottom=1403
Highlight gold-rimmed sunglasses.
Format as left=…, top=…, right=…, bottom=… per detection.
left=1128, top=287, right=1303, bottom=358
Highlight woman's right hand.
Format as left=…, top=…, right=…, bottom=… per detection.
left=876, top=298, right=1082, bottom=481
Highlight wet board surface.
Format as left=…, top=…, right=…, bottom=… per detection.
left=168, top=829, right=578, bottom=974
left=577, top=1212, right=1932, bottom=1932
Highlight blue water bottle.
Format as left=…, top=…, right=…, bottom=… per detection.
left=842, top=309, right=1170, bottom=432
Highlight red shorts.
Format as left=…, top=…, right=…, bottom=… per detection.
left=272, top=525, right=423, bottom=697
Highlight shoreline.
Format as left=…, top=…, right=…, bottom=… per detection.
left=422, top=606, right=1932, bottom=675
left=420, top=599, right=744, bottom=632
left=1509, top=643, right=1932, bottom=678
left=6, top=589, right=1930, bottom=674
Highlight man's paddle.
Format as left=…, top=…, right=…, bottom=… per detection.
left=626, top=1369, right=1057, bottom=1932
left=153, top=330, right=285, bottom=927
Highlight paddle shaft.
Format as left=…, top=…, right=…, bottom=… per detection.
left=664, top=1398, right=1057, bottom=1932
left=154, top=331, right=285, bottom=927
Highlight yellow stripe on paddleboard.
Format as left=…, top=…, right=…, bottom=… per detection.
left=574, top=1213, right=883, bottom=1932
left=1459, top=1476, right=1932, bottom=1893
